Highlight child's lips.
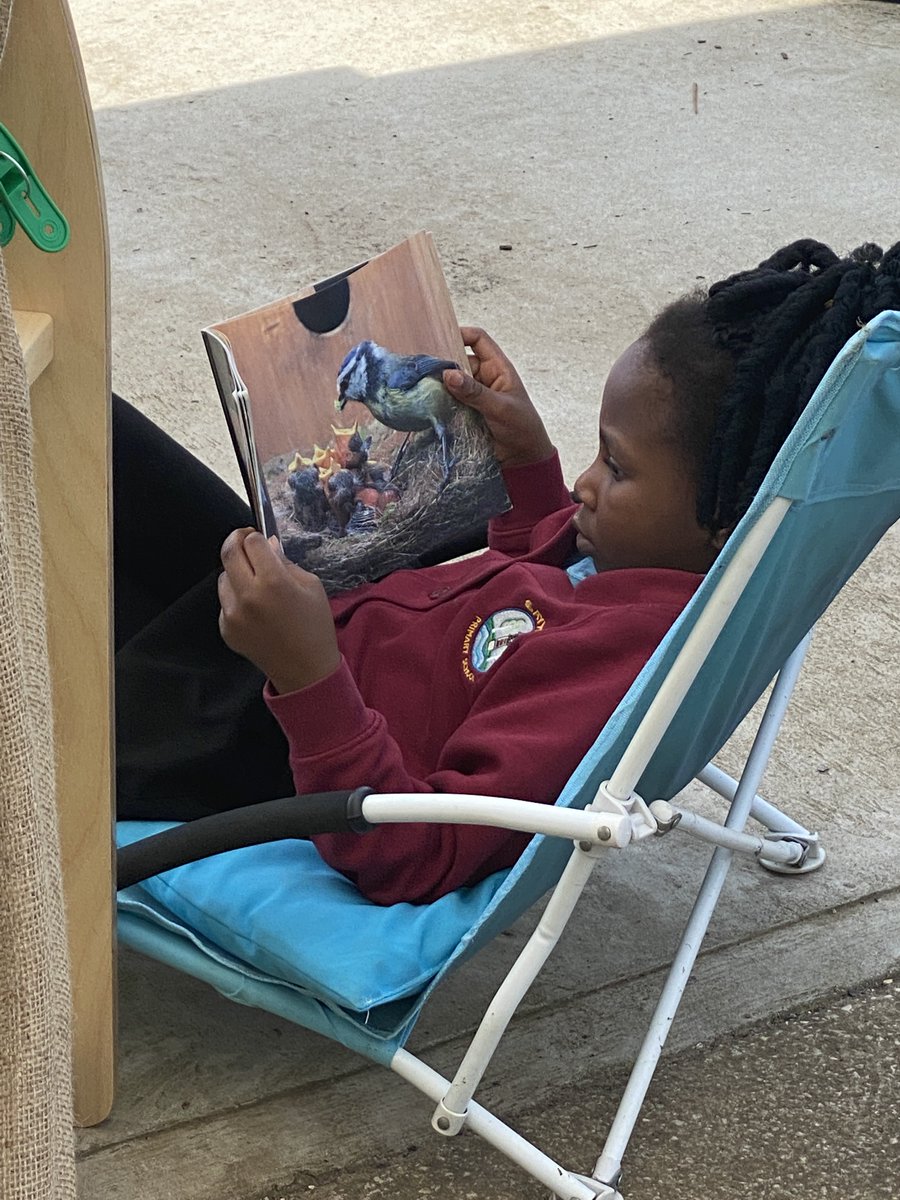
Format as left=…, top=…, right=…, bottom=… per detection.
left=572, top=511, right=593, bottom=554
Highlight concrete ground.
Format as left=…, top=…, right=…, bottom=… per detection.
left=66, top=0, right=899, bottom=1196
left=245, top=974, right=900, bottom=1200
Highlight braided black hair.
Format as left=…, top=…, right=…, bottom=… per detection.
left=642, top=238, right=900, bottom=534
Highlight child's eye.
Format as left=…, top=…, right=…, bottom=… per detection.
left=604, top=455, right=623, bottom=480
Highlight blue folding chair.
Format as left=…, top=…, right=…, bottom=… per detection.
left=117, top=311, right=900, bottom=1198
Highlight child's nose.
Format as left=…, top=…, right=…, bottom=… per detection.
left=573, top=465, right=596, bottom=508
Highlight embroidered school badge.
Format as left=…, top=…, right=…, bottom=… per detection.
left=461, top=605, right=542, bottom=681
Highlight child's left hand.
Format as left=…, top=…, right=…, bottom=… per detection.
left=218, top=528, right=341, bottom=695
left=442, top=327, right=554, bottom=469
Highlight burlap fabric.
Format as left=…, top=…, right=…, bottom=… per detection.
left=0, top=1, right=77, bottom=1192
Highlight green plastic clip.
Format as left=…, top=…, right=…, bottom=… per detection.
left=0, top=122, right=69, bottom=252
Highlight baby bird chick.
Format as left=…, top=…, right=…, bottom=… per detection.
left=325, top=468, right=357, bottom=535
left=335, top=340, right=459, bottom=482
left=287, top=464, right=329, bottom=531
left=345, top=501, right=380, bottom=537
left=344, top=428, right=373, bottom=471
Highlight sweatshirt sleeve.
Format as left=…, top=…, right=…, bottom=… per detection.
left=488, top=451, right=573, bottom=557
left=264, top=596, right=686, bottom=906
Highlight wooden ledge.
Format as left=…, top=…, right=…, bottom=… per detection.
left=14, top=309, right=54, bottom=384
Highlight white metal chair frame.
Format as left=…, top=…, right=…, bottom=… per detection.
left=337, top=496, right=824, bottom=1199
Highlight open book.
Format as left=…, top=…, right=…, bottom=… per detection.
left=203, top=233, right=509, bottom=594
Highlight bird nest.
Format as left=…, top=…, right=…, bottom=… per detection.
left=263, top=406, right=508, bottom=595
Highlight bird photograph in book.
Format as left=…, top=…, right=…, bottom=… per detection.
left=202, top=233, right=509, bottom=594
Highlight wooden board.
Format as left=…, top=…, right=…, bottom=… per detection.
left=0, top=0, right=114, bottom=1127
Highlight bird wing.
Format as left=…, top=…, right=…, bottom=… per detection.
left=386, top=355, right=458, bottom=389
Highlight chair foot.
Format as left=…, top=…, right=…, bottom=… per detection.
left=758, top=832, right=826, bottom=874
left=552, top=1173, right=622, bottom=1199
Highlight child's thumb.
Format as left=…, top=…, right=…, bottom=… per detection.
left=443, top=368, right=485, bottom=409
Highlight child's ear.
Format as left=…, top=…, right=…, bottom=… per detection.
left=710, top=526, right=732, bottom=552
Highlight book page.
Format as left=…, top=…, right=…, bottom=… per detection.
left=202, top=329, right=278, bottom=538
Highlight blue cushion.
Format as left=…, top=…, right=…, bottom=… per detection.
left=117, top=821, right=509, bottom=1014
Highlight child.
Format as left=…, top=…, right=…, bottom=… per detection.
left=116, top=237, right=900, bottom=904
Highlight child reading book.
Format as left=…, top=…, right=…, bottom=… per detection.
left=115, top=237, right=900, bottom=905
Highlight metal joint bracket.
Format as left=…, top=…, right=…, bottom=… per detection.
left=560, top=1172, right=622, bottom=1199
left=648, top=798, right=682, bottom=835
left=584, top=781, right=657, bottom=850
left=431, top=1098, right=467, bottom=1137
left=758, top=830, right=826, bottom=875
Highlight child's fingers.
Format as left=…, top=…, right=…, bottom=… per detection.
left=460, top=327, right=499, bottom=374
left=242, top=529, right=287, bottom=577
left=459, top=326, right=518, bottom=390
left=220, top=527, right=255, bottom=557
left=216, top=568, right=236, bottom=616
left=460, top=325, right=502, bottom=357
left=459, top=324, right=485, bottom=345
left=444, top=369, right=524, bottom=427
left=217, top=571, right=245, bottom=653
left=220, top=527, right=258, bottom=581
left=443, top=368, right=492, bottom=412
left=244, top=532, right=321, bottom=592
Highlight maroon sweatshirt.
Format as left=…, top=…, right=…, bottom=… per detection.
left=265, top=453, right=700, bottom=905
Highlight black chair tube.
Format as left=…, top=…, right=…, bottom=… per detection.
left=117, top=787, right=374, bottom=890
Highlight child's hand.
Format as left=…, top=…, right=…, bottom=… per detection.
left=218, top=529, right=341, bottom=695
left=442, top=326, right=555, bottom=470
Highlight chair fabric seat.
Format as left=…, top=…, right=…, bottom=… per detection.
left=117, top=821, right=508, bottom=1039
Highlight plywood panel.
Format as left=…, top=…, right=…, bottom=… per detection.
left=0, top=0, right=114, bottom=1127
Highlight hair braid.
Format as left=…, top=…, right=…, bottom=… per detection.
left=643, top=238, right=900, bottom=537
left=701, top=258, right=847, bottom=526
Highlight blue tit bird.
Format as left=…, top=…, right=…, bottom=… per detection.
left=335, top=340, right=459, bottom=483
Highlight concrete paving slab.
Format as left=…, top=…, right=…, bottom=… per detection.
left=239, top=973, right=900, bottom=1200
left=63, top=0, right=900, bottom=1194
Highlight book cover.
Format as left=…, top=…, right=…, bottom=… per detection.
left=203, top=233, right=509, bottom=594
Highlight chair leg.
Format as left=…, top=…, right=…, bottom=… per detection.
left=694, top=632, right=826, bottom=874
left=433, top=845, right=601, bottom=1133
left=392, top=1050, right=607, bottom=1200
left=698, top=760, right=814, bottom=837
left=591, top=629, right=810, bottom=1192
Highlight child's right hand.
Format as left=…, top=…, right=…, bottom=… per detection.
left=443, top=327, right=555, bottom=470
left=218, top=528, right=341, bottom=696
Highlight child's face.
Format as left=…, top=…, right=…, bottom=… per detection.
left=572, top=340, right=722, bottom=574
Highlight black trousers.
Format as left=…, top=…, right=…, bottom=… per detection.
left=113, top=395, right=295, bottom=820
